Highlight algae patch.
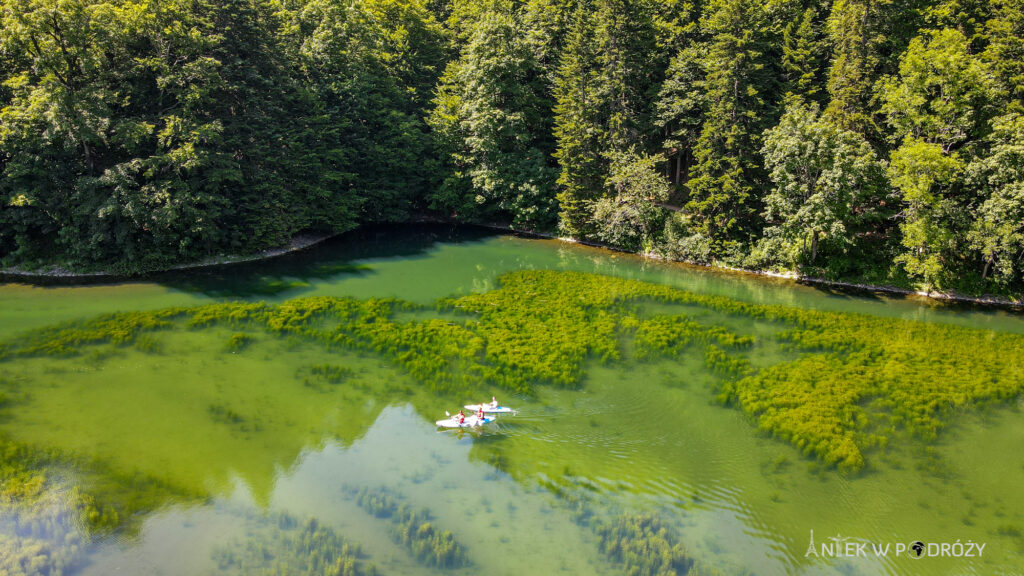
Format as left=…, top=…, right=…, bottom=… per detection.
left=352, top=487, right=468, bottom=569
left=212, top=512, right=377, bottom=576
left=2, top=269, right=1023, bottom=472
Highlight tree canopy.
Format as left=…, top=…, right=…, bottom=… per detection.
left=2, top=0, right=1023, bottom=295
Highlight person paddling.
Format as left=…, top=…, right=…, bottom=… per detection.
left=456, top=410, right=466, bottom=425
left=489, top=396, right=499, bottom=409
left=476, top=405, right=486, bottom=420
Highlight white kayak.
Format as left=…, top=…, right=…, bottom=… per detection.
left=464, top=404, right=517, bottom=414
left=436, top=415, right=495, bottom=428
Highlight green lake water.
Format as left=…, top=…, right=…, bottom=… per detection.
left=0, top=224, right=1022, bottom=576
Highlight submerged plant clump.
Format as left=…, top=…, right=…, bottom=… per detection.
left=224, top=333, right=254, bottom=352
left=298, top=364, right=356, bottom=391
left=1, top=270, right=1022, bottom=470
left=212, top=513, right=376, bottom=576
left=352, top=487, right=467, bottom=568
left=0, top=433, right=196, bottom=575
left=596, top=513, right=696, bottom=576
left=309, top=364, right=354, bottom=383
left=0, top=471, right=86, bottom=576
left=538, top=476, right=708, bottom=576
left=3, top=310, right=186, bottom=358
left=633, top=315, right=754, bottom=360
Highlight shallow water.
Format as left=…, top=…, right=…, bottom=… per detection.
left=0, top=224, right=1022, bottom=575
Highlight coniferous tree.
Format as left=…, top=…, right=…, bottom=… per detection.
left=823, top=0, right=926, bottom=140
left=552, top=0, right=605, bottom=237
left=985, top=0, right=1024, bottom=112
left=683, top=0, right=775, bottom=258
left=656, top=43, right=707, bottom=194
left=429, top=5, right=557, bottom=228
left=782, top=7, right=825, bottom=103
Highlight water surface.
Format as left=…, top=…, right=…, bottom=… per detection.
left=1, top=224, right=1021, bottom=576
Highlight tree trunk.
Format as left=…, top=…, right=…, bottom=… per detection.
left=982, top=253, right=994, bottom=281
left=810, top=230, right=819, bottom=264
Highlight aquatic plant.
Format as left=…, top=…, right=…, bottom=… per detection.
left=3, top=269, right=1022, bottom=470
left=6, top=309, right=186, bottom=358
left=352, top=487, right=468, bottom=568
left=634, top=315, right=754, bottom=361
left=702, top=345, right=753, bottom=376
left=208, top=403, right=246, bottom=426
left=596, top=513, right=695, bottom=576
left=0, top=432, right=198, bottom=576
left=133, top=334, right=163, bottom=354
left=298, top=364, right=356, bottom=391
left=212, top=514, right=375, bottom=576
left=309, top=364, right=354, bottom=383
left=224, top=333, right=254, bottom=352
left=536, top=476, right=709, bottom=576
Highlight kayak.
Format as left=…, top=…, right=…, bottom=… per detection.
left=436, top=415, right=495, bottom=428
left=464, top=404, right=516, bottom=414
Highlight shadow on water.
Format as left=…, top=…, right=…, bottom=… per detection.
left=148, top=224, right=507, bottom=298
left=794, top=280, right=891, bottom=303
left=0, top=223, right=504, bottom=298
left=796, top=277, right=1024, bottom=314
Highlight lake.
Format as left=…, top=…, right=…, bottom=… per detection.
left=0, top=224, right=1021, bottom=576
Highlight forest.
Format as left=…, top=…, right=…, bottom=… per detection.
left=1, top=0, right=1022, bottom=295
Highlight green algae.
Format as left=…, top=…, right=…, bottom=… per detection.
left=298, top=364, right=356, bottom=392
left=0, top=327, right=394, bottom=521
left=0, top=432, right=201, bottom=576
left=596, top=513, right=697, bottom=576
left=534, top=475, right=711, bottom=576
left=223, top=333, right=254, bottom=352
left=212, top=514, right=377, bottom=576
left=5, top=309, right=186, bottom=358
left=633, top=315, right=754, bottom=361
left=2, top=269, right=1022, bottom=475
left=352, top=487, right=468, bottom=569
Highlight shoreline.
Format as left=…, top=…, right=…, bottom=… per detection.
left=2, top=221, right=1021, bottom=309
left=477, top=223, right=1024, bottom=309
left=0, top=232, right=335, bottom=281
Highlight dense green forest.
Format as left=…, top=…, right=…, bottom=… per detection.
left=1, top=0, right=1022, bottom=295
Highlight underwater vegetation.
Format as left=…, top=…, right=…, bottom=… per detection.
left=2, top=270, right=1022, bottom=471
left=1, top=309, right=186, bottom=358
left=0, top=433, right=198, bottom=576
left=298, top=364, right=355, bottom=391
left=352, top=487, right=468, bottom=569
left=538, top=475, right=708, bottom=576
left=308, top=364, right=354, bottom=383
left=224, top=333, right=254, bottom=352
left=633, top=315, right=754, bottom=361
left=208, top=403, right=246, bottom=426
left=0, top=467, right=85, bottom=576
left=212, top=512, right=376, bottom=576
left=596, top=513, right=696, bottom=576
